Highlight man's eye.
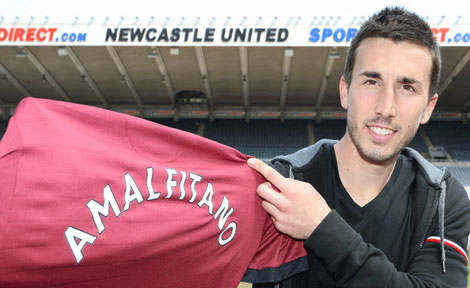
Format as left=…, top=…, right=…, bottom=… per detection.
left=402, top=84, right=415, bottom=92
left=364, top=79, right=378, bottom=85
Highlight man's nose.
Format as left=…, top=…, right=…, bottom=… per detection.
left=375, top=85, right=397, bottom=118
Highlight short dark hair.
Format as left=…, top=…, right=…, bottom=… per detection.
left=343, top=7, right=441, bottom=97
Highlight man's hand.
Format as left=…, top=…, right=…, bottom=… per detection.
left=247, top=158, right=332, bottom=240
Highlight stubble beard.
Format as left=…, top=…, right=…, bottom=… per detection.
left=347, top=116, right=418, bottom=163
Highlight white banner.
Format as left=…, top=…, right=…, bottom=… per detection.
left=0, top=24, right=469, bottom=47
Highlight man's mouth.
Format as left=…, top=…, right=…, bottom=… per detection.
left=368, top=126, right=396, bottom=136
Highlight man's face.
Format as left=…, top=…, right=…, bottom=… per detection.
left=340, top=37, right=438, bottom=163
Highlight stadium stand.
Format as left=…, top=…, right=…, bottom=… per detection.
left=203, top=119, right=310, bottom=159
left=447, top=167, right=470, bottom=194
left=1, top=116, right=469, bottom=200
left=152, top=118, right=201, bottom=134
left=313, top=120, right=346, bottom=140
left=423, top=120, right=470, bottom=161
left=0, top=120, right=7, bottom=142
left=1, top=117, right=469, bottom=181
left=452, top=150, right=470, bottom=162
left=408, top=132, right=428, bottom=153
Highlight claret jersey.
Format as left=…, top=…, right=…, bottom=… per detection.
left=0, top=98, right=307, bottom=287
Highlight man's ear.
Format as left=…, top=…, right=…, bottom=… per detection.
left=420, top=94, right=438, bottom=125
left=339, top=76, right=349, bottom=109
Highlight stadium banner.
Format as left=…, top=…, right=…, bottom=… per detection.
left=2, top=105, right=467, bottom=121
left=0, top=23, right=469, bottom=47
left=111, top=108, right=319, bottom=120
left=430, top=112, right=463, bottom=120
left=320, top=111, right=347, bottom=119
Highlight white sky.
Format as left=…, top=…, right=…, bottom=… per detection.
left=1, top=0, right=469, bottom=26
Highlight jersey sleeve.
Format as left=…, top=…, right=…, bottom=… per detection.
left=242, top=198, right=308, bottom=284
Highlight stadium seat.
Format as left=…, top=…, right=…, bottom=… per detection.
left=313, top=120, right=346, bottom=140
left=423, top=121, right=470, bottom=161
left=150, top=118, right=202, bottom=134
left=0, top=120, right=8, bottom=142
left=447, top=167, right=470, bottom=197
left=203, top=119, right=310, bottom=159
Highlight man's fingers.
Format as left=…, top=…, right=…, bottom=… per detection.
left=260, top=199, right=279, bottom=219
left=247, top=158, right=289, bottom=192
left=257, top=182, right=284, bottom=209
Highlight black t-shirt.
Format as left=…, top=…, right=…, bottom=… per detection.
left=282, top=144, right=416, bottom=287
left=323, top=144, right=414, bottom=270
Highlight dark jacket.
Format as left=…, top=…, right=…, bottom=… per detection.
left=268, top=139, right=470, bottom=288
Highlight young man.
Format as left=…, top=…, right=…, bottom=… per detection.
left=248, top=7, right=470, bottom=287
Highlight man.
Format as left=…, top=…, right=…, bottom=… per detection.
left=248, top=7, right=470, bottom=287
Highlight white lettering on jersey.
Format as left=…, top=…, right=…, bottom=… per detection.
left=189, top=172, right=202, bottom=203
left=123, top=172, right=144, bottom=211
left=64, top=226, right=97, bottom=264
left=66, top=167, right=237, bottom=264
left=198, top=182, right=214, bottom=215
left=214, top=195, right=234, bottom=230
left=165, top=168, right=177, bottom=199
left=179, top=170, right=187, bottom=200
left=219, top=222, right=237, bottom=246
left=147, top=167, right=161, bottom=200
left=86, top=184, right=121, bottom=234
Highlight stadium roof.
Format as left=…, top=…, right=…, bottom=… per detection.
left=1, top=45, right=469, bottom=121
